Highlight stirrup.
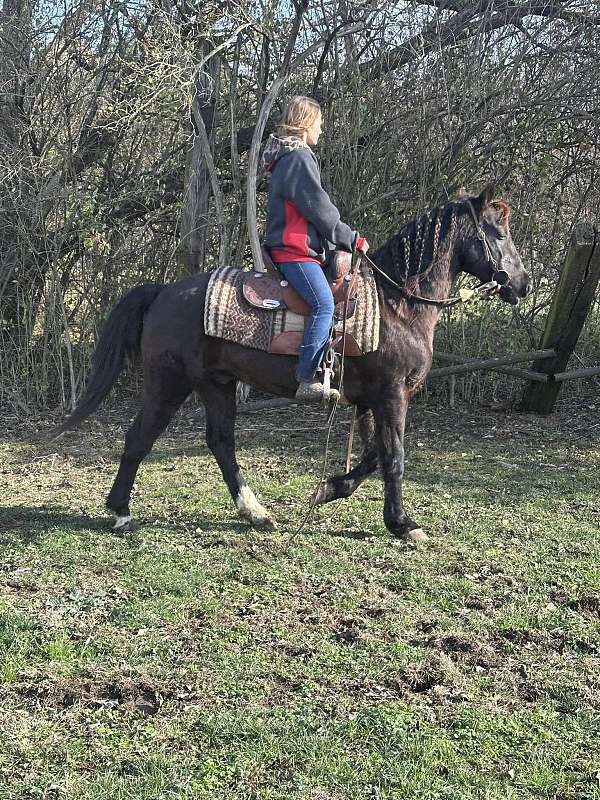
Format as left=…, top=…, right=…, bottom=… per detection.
left=321, top=342, right=338, bottom=406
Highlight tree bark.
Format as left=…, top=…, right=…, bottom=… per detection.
left=180, top=43, right=221, bottom=273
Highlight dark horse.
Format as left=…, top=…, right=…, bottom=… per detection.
left=58, top=187, right=530, bottom=541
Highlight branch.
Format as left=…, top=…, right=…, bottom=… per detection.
left=42, top=127, right=116, bottom=218
left=361, top=1, right=600, bottom=82
left=415, top=0, right=600, bottom=26
left=191, top=80, right=228, bottom=267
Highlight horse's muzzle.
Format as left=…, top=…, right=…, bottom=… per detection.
left=500, top=272, right=531, bottom=306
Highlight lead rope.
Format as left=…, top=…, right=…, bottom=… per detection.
left=288, top=254, right=359, bottom=539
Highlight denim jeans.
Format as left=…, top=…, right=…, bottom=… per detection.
left=277, top=260, right=334, bottom=382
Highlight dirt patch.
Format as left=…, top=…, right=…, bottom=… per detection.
left=497, top=627, right=597, bottom=655
left=331, top=617, right=366, bottom=646
left=6, top=674, right=167, bottom=715
left=361, top=605, right=388, bottom=620
left=271, top=640, right=315, bottom=661
left=568, top=594, right=600, bottom=616
left=343, top=652, right=460, bottom=704
left=402, top=654, right=453, bottom=693
left=415, top=619, right=437, bottom=633
left=410, top=632, right=499, bottom=669
left=455, top=561, right=518, bottom=589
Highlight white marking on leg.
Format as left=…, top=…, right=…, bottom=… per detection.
left=236, top=485, right=275, bottom=529
left=113, top=515, right=132, bottom=530
left=236, top=485, right=267, bottom=519
left=408, top=528, right=429, bottom=543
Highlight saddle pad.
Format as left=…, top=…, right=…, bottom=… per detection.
left=204, top=264, right=379, bottom=355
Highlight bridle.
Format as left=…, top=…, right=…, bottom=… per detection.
left=361, top=200, right=512, bottom=309
left=464, top=199, right=511, bottom=290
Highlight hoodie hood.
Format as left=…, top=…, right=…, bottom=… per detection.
left=261, top=134, right=310, bottom=179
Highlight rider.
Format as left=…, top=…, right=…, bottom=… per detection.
left=262, top=95, right=369, bottom=403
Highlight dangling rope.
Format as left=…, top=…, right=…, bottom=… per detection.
left=288, top=254, right=360, bottom=539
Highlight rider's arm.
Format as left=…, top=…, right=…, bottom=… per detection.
left=281, top=151, right=357, bottom=252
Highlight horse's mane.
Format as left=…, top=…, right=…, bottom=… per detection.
left=370, top=197, right=511, bottom=300
left=371, top=200, right=459, bottom=298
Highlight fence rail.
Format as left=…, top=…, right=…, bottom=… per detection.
left=429, top=348, right=600, bottom=385
left=428, top=350, right=556, bottom=381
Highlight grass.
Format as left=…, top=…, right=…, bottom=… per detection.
left=0, top=398, right=598, bottom=800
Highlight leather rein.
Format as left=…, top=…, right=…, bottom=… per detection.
left=360, top=200, right=511, bottom=309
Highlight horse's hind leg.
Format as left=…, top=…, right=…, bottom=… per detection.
left=106, top=364, right=190, bottom=529
left=202, top=379, right=276, bottom=531
left=315, top=407, right=378, bottom=505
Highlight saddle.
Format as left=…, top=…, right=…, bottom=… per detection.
left=204, top=263, right=380, bottom=359
left=242, top=247, right=358, bottom=320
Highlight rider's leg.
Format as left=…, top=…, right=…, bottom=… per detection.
left=278, top=260, right=337, bottom=401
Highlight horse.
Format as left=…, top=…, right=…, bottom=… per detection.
left=57, top=187, right=530, bottom=541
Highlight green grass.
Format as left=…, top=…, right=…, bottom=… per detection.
left=0, top=400, right=598, bottom=799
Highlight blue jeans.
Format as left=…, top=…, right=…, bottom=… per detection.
left=278, top=261, right=334, bottom=382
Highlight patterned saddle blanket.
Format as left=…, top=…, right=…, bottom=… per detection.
left=204, top=263, right=380, bottom=356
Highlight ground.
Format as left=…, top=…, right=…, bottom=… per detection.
left=0, top=397, right=599, bottom=800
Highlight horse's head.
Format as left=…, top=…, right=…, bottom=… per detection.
left=456, top=186, right=531, bottom=305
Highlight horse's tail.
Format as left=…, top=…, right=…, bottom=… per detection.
left=54, top=284, right=164, bottom=434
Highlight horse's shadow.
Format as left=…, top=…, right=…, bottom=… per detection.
left=0, top=506, right=109, bottom=542
left=0, top=505, right=264, bottom=542
left=0, top=504, right=387, bottom=546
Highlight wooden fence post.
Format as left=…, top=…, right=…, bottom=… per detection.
left=521, top=222, right=600, bottom=414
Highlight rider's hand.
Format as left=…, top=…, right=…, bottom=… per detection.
left=355, top=235, right=370, bottom=254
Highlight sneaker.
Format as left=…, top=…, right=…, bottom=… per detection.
left=295, top=380, right=340, bottom=404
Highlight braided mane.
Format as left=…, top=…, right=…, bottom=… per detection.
left=371, top=200, right=458, bottom=299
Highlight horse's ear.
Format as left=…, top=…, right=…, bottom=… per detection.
left=456, top=186, right=469, bottom=200
left=477, top=184, right=496, bottom=212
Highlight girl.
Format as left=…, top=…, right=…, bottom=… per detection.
left=262, top=95, right=369, bottom=403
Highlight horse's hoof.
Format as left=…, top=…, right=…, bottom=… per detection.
left=407, top=527, right=429, bottom=543
left=390, top=525, right=429, bottom=543
left=236, top=486, right=276, bottom=531
left=112, top=514, right=135, bottom=533
left=236, top=505, right=278, bottom=531
left=250, top=514, right=278, bottom=532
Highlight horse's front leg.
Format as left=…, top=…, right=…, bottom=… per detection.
left=201, top=378, right=277, bottom=531
left=373, top=385, right=428, bottom=542
left=314, top=407, right=378, bottom=505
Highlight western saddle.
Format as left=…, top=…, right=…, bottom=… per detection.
left=242, top=247, right=359, bottom=319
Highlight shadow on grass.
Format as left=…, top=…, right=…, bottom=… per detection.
left=0, top=503, right=394, bottom=553
left=0, top=504, right=268, bottom=543
left=1, top=405, right=353, bottom=469
left=0, top=505, right=110, bottom=540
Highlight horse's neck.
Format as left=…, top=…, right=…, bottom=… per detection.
left=406, top=222, right=459, bottom=304
left=384, top=222, right=460, bottom=353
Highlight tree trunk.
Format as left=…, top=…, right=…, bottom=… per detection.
left=0, top=0, right=39, bottom=332
left=180, top=44, right=221, bottom=274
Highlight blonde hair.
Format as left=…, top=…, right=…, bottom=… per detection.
left=278, top=95, right=321, bottom=136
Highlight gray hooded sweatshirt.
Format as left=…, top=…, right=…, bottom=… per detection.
left=261, top=134, right=356, bottom=264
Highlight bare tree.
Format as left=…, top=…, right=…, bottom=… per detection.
left=1, top=0, right=599, bottom=412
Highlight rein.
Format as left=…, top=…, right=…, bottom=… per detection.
left=362, top=200, right=510, bottom=308
left=361, top=252, right=466, bottom=308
